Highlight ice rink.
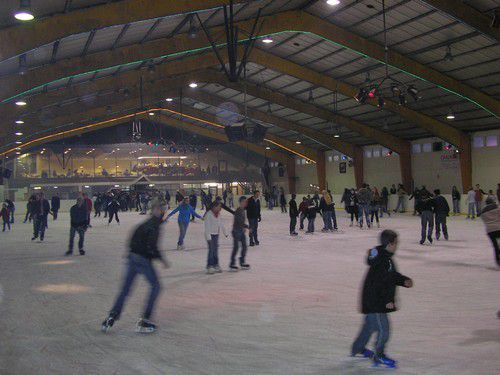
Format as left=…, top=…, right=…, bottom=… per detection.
left=0, top=208, right=498, bottom=375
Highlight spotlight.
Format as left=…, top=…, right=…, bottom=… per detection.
left=15, top=100, right=27, bottom=106
left=446, top=108, right=455, bottom=120
left=377, top=96, right=385, bottom=108
left=262, top=38, right=273, bottom=44
left=189, top=82, right=198, bottom=88
left=354, top=88, right=368, bottom=104
left=407, top=85, right=419, bottom=101
left=165, top=98, right=173, bottom=102
left=326, top=0, right=340, bottom=5
left=14, top=0, right=34, bottom=21
left=333, top=134, right=340, bottom=138
left=15, top=132, right=23, bottom=136
left=15, top=120, right=24, bottom=124
left=188, top=16, right=198, bottom=39
left=398, top=93, right=406, bottom=106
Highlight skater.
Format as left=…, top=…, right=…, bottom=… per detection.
left=65, top=197, right=88, bottom=256
left=433, top=189, right=450, bottom=241
left=166, top=196, right=202, bottom=250
left=205, top=202, right=228, bottom=274
left=289, top=194, right=299, bottom=236
left=23, top=195, right=35, bottom=223
left=351, top=230, right=413, bottom=368
left=380, top=187, right=390, bottom=218
left=83, top=193, right=93, bottom=227
left=393, top=184, right=407, bottom=213
left=5, top=199, right=15, bottom=224
left=466, top=187, right=476, bottom=219
left=319, top=190, right=335, bottom=232
left=227, top=190, right=234, bottom=208
left=101, top=199, right=170, bottom=334
left=94, top=194, right=103, bottom=217
left=480, top=197, right=500, bottom=266
left=370, top=187, right=381, bottom=228
left=246, top=191, right=261, bottom=246
left=107, top=196, right=121, bottom=224
left=1, top=203, right=11, bottom=232
left=408, top=188, right=421, bottom=216
left=230, top=196, right=250, bottom=271
left=51, top=194, right=60, bottom=220
left=451, top=185, right=461, bottom=215
left=189, top=191, right=198, bottom=222
left=357, top=184, right=372, bottom=229
left=418, top=190, right=435, bottom=245
left=31, top=193, right=52, bottom=242
left=165, top=190, right=171, bottom=209
left=475, top=184, right=485, bottom=217
left=343, top=188, right=359, bottom=226
left=298, top=197, right=308, bottom=230
left=279, top=187, right=287, bottom=213
left=305, top=199, right=317, bottom=234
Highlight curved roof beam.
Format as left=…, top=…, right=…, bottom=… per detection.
left=1, top=10, right=497, bottom=118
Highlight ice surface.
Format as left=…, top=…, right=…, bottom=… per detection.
left=0, top=209, right=498, bottom=374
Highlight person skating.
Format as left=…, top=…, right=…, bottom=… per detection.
left=357, top=184, right=372, bottom=229
left=475, top=184, right=485, bottom=217
left=433, top=189, right=450, bottom=241
left=230, top=196, right=250, bottom=271
left=51, top=194, right=60, bottom=220
left=319, top=190, right=336, bottom=232
left=380, top=187, right=390, bottom=218
left=205, top=202, right=228, bottom=274
left=101, top=199, right=170, bottom=334
left=480, top=197, right=500, bottom=266
left=83, top=193, right=93, bottom=228
left=351, top=230, right=413, bottom=368
left=246, top=191, right=261, bottom=246
left=466, top=187, right=476, bottom=219
left=451, top=185, right=461, bottom=215
left=189, top=191, right=198, bottom=222
left=107, top=196, right=120, bottom=225
left=298, top=197, right=308, bottom=231
left=279, top=187, right=287, bottom=213
left=5, top=199, right=15, bottom=224
left=167, top=196, right=203, bottom=250
left=418, top=190, right=435, bottom=245
left=23, top=195, right=35, bottom=223
left=408, top=188, right=421, bottom=216
left=31, top=193, right=52, bottom=242
left=65, top=197, right=88, bottom=256
left=393, top=184, right=407, bottom=213
left=305, top=199, right=317, bottom=234
left=1, top=203, right=11, bottom=232
left=370, top=187, right=381, bottom=228
left=343, top=188, right=359, bottom=226
left=289, top=194, right=299, bottom=236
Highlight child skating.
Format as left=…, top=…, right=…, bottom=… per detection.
left=351, top=229, right=413, bottom=368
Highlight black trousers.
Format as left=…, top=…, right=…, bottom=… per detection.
left=290, top=216, right=297, bottom=234
left=299, top=213, right=306, bottom=229
left=53, top=210, right=58, bottom=220
left=108, top=211, right=119, bottom=223
left=487, top=230, right=500, bottom=266
left=435, top=213, right=448, bottom=238
left=248, top=218, right=259, bottom=244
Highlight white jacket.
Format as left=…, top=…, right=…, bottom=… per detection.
left=204, top=211, right=227, bottom=241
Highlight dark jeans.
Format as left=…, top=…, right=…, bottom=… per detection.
left=299, top=213, right=306, bottom=230
left=435, top=213, right=448, bottom=239
left=69, top=226, right=86, bottom=251
left=24, top=211, right=31, bottom=223
left=371, top=208, right=379, bottom=223
left=358, top=204, right=370, bottom=227
left=352, top=313, right=390, bottom=358
left=110, top=253, right=161, bottom=320
left=280, top=204, right=287, bottom=213
left=207, top=234, right=219, bottom=268
left=2, top=220, right=10, bottom=231
left=10, top=210, right=14, bottom=224
left=178, top=221, right=189, bottom=246
left=487, top=230, right=500, bottom=266
left=248, top=218, right=259, bottom=244
left=349, top=207, right=359, bottom=223
left=322, top=211, right=333, bottom=230
left=421, top=210, right=434, bottom=241
left=289, top=216, right=297, bottom=234
left=53, top=210, right=58, bottom=220
left=108, top=211, right=119, bottom=224
left=231, top=230, right=247, bottom=265
left=33, top=215, right=47, bottom=239
left=307, top=217, right=315, bottom=233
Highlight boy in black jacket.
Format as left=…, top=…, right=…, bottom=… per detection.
left=289, top=194, right=299, bottom=236
left=351, top=230, right=413, bottom=368
left=433, top=189, right=450, bottom=240
left=102, top=199, right=169, bottom=334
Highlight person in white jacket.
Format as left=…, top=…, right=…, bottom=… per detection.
left=204, top=203, right=228, bottom=274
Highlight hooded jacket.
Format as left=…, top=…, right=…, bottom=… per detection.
left=361, top=246, right=410, bottom=314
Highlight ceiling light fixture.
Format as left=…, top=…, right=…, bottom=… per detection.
left=165, top=98, right=173, bottom=102
left=15, top=141, right=22, bottom=144
left=326, top=0, right=341, bottom=6
left=15, top=100, right=27, bottom=106
left=296, top=141, right=302, bottom=144
left=15, top=120, right=24, bottom=124
left=189, top=82, right=198, bottom=88
left=15, top=132, right=23, bottom=136
left=148, top=112, right=155, bottom=116
left=262, top=38, right=273, bottom=44
left=446, top=108, right=455, bottom=120
left=188, top=15, right=199, bottom=39
left=14, top=0, right=34, bottom=21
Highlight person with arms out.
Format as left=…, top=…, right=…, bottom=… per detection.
left=107, top=196, right=121, bottom=225
left=102, top=199, right=170, bottom=334
left=351, top=230, right=413, bottom=368
left=205, top=203, right=228, bottom=274
left=289, top=194, right=299, bottom=236
left=480, top=197, right=500, bottom=266
left=433, top=189, right=450, bottom=241
left=65, top=197, right=88, bottom=256
left=230, top=196, right=251, bottom=271
left=167, top=196, right=203, bottom=250
left=246, top=191, right=261, bottom=246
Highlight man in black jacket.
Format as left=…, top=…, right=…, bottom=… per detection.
left=51, top=194, right=61, bottom=220
left=418, top=190, right=435, bottom=245
left=230, top=196, right=250, bottom=271
left=351, top=230, right=413, bottom=368
left=31, top=193, right=51, bottom=242
left=289, top=194, right=299, bottom=236
left=65, top=197, right=88, bottom=256
left=246, top=191, right=261, bottom=246
left=102, top=199, right=169, bottom=334
left=433, top=189, right=450, bottom=240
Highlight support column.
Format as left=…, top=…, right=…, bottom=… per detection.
left=399, top=145, right=413, bottom=193
left=353, top=146, right=364, bottom=189
left=316, top=151, right=326, bottom=191
left=459, top=134, right=472, bottom=192
left=286, top=157, right=296, bottom=194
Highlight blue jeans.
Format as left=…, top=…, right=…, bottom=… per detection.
left=111, top=253, right=161, bottom=320
left=248, top=218, right=259, bottom=244
left=468, top=202, right=476, bottom=218
left=207, top=234, right=219, bottom=268
left=231, top=230, right=247, bottom=265
left=322, top=211, right=333, bottom=230
left=358, top=204, right=370, bottom=227
left=68, top=226, right=86, bottom=251
left=178, top=221, right=189, bottom=246
left=452, top=199, right=460, bottom=214
left=395, top=196, right=405, bottom=212
left=307, top=217, right=315, bottom=232
left=352, top=313, right=390, bottom=358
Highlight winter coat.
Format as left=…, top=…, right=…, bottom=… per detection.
left=289, top=199, right=299, bottom=218
left=357, top=188, right=373, bottom=205
left=0, top=207, right=10, bottom=222
left=129, top=216, right=164, bottom=260
left=204, top=210, right=227, bottom=241
left=246, top=197, right=261, bottom=220
left=452, top=190, right=461, bottom=201
left=433, top=195, right=450, bottom=216
left=361, top=246, right=410, bottom=314
left=70, top=204, right=89, bottom=228
left=481, top=203, right=500, bottom=234
left=51, top=196, right=61, bottom=211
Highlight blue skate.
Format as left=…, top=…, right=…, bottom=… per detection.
left=372, top=355, right=397, bottom=369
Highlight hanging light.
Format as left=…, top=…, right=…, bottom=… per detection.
left=354, top=88, right=368, bottom=104
left=165, top=98, right=173, bottom=102
left=262, top=38, right=273, bottom=44
left=15, top=120, right=24, bottom=124
left=15, top=132, right=23, bottom=136
left=326, top=0, right=341, bottom=5
left=189, top=82, right=198, bottom=88
left=15, top=100, right=27, bottom=106
left=295, top=141, right=302, bottom=144
left=446, top=108, right=455, bottom=120
left=188, top=15, right=198, bottom=39
left=14, top=0, right=34, bottom=21
left=407, top=85, right=419, bottom=101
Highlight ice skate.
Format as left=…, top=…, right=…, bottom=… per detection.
left=372, top=355, right=397, bottom=369
left=351, top=348, right=374, bottom=358
left=229, top=265, right=239, bottom=272
left=101, top=315, right=116, bottom=333
left=214, top=266, right=223, bottom=273
left=65, top=250, right=73, bottom=256
left=79, top=249, right=85, bottom=256
left=427, top=235, right=433, bottom=244
left=240, top=263, right=250, bottom=270
left=135, top=319, right=156, bottom=333
left=206, top=267, right=215, bottom=275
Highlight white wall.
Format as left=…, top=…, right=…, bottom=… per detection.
left=471, top=129, right=500, bottom=192
left=325, top=151, right=356, bottom=194
left=363, top=152, right=400, bottom=190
